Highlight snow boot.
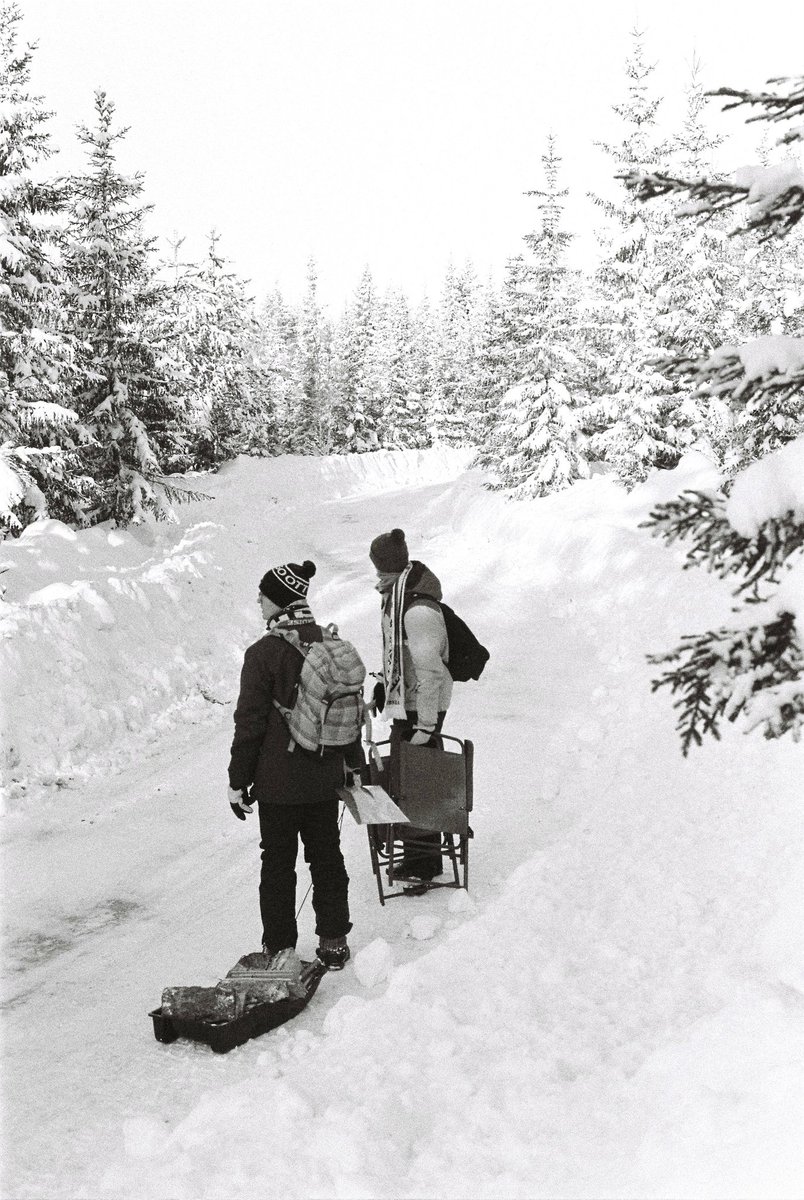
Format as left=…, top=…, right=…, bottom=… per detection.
left=316, top=936, right=350, bottom=971
left=392, top=862, right=443, bottom=882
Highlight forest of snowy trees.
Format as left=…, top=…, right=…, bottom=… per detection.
left=2, top=0, right=803, bottom=754
left=2, top=4, right=803, bottom=534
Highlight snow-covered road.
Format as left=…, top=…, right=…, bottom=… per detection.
left=3, top=450, right=802, bottom=1199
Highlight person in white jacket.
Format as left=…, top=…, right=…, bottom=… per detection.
left=370, top=528, right=452, bottom=880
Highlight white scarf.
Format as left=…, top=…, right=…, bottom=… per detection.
left=382, top=564, right=412, bottom=721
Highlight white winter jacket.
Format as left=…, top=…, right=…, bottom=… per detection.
left=381, top=562, right=453, bottom=730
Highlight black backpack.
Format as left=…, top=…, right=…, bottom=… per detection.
left=406, top=595, right=490, bottom=682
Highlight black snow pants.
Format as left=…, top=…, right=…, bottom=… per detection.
left=258, top=799, right=351, bottom=954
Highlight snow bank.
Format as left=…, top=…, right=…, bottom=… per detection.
left=726, top=435, right=804, bottom=536
left=216, top=445, right=473, bottom=503
left=102, top=759, right=804, bottom=1198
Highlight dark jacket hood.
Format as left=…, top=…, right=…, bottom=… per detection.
left=405, top=560, right=443, bottom=602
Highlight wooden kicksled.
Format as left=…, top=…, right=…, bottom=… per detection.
left=340, top=733, right=474, bottom=905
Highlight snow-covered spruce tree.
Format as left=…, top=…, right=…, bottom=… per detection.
left=484, top=135, right=590, bottom=497
left=256, top=287, right=300, bottom=452
left=0, top=4, right=87, bottom=531
left=465, top=280, right=503, bottom=447
left=649, top=60, right=749, bottom=462
left=329, top=266, right=383, bottom=451
left=627, top=75, right=804, bottom=750
left=430, top=260, right=478, bottom=446
left=376, top=288, right=428, bottom=449
left=62, top=91, right=179, bottom=524
left=488, top=378, right=589, bottom=498
left=662, top=65, right=748, bottom=355
left=639, top=66, right=804, bottom=472
left=407, top=296, right=437, bottom=448
left=139, top=233, right=209, bottom=474
left=584, top=30, right=694, bottom=486
left=470, top=258, right=531, bottom=468
left=285, top=257, right=328, bottom=454
left=183, top=232, right=277, bottom=466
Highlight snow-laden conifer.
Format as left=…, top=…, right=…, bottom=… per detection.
left=472, top=257, right=532, bottom=467
left=488, top=378, right=589, bottom=497
left=480, top=137, right=589, bottom=494
left=156, top=231, right=277, bottom=468
left=584, top=30, right=692, bottom=485
left=430, top=260, right=478, bottom=446
left=280, top=257, right=327, bottom=454
left=62, top=91, right=175, bottom=524
left=407, top=296, right=438, bottom=446
left=376, top=289, right=428, bottom=449
left=633, top=77, right=804, bottom=749
left=0, top=4, right=85, bottom=531
left=466, top=280, right=507, bottom=448
left=256, top=287, right=301, bottom=452
left=330, top=266, right=383, bottom=451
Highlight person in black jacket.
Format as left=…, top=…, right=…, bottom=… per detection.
left=227, top=560, right=355, bottom=970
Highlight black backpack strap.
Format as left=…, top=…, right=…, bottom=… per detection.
left=403, top=591, right=441, bottom=615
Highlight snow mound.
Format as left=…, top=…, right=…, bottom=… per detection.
left=448, top=889, right=476, bottom=914
left=353, top=937, right=393, bottom=988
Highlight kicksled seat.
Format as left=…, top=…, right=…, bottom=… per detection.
left=340, top=733, right=473, bottom=904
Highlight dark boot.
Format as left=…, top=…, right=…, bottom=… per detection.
left=316, top=935, right=351, bottom=970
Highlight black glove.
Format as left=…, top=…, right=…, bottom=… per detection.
left=228, top=786, right=253, bottom=821
left=372, top=680, right=386, bottom=714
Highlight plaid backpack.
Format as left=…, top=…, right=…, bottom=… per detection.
left=269, top=625, right=366, bottom=755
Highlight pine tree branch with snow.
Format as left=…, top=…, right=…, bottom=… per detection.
left=622, top=76, right=804, bottom=239
left=631, top=70, right=804, bottom=752
left=645, top=489, right=804, bottom=599
left=622, top=166, right=804, bottom=239
left=709, top=77, right=804, bottom=143
left=650, top=611, right=803, bottom=754
left=0, top=3, right=88, bottom=532
left=651, top=336, right=804, bottom=467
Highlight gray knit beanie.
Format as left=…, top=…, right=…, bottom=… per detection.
left=369, top=529, right=409, bottom=573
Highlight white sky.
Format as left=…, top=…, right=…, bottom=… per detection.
left=19, top=0, right=804, bottom=311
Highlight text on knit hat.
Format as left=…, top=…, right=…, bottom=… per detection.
left=259, top=560, right=316, bottom=608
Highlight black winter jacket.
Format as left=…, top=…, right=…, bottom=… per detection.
left=228, top=622, right=361, bottom=805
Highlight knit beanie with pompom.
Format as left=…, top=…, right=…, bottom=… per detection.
left=259, top=560, right=316, bottom=608
left=369, top=529, right=409, bottom=573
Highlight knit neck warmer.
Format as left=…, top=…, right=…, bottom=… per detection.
left=375, top=570, right=401, bottom=595
left=266, top=601, right=315, bottom=631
